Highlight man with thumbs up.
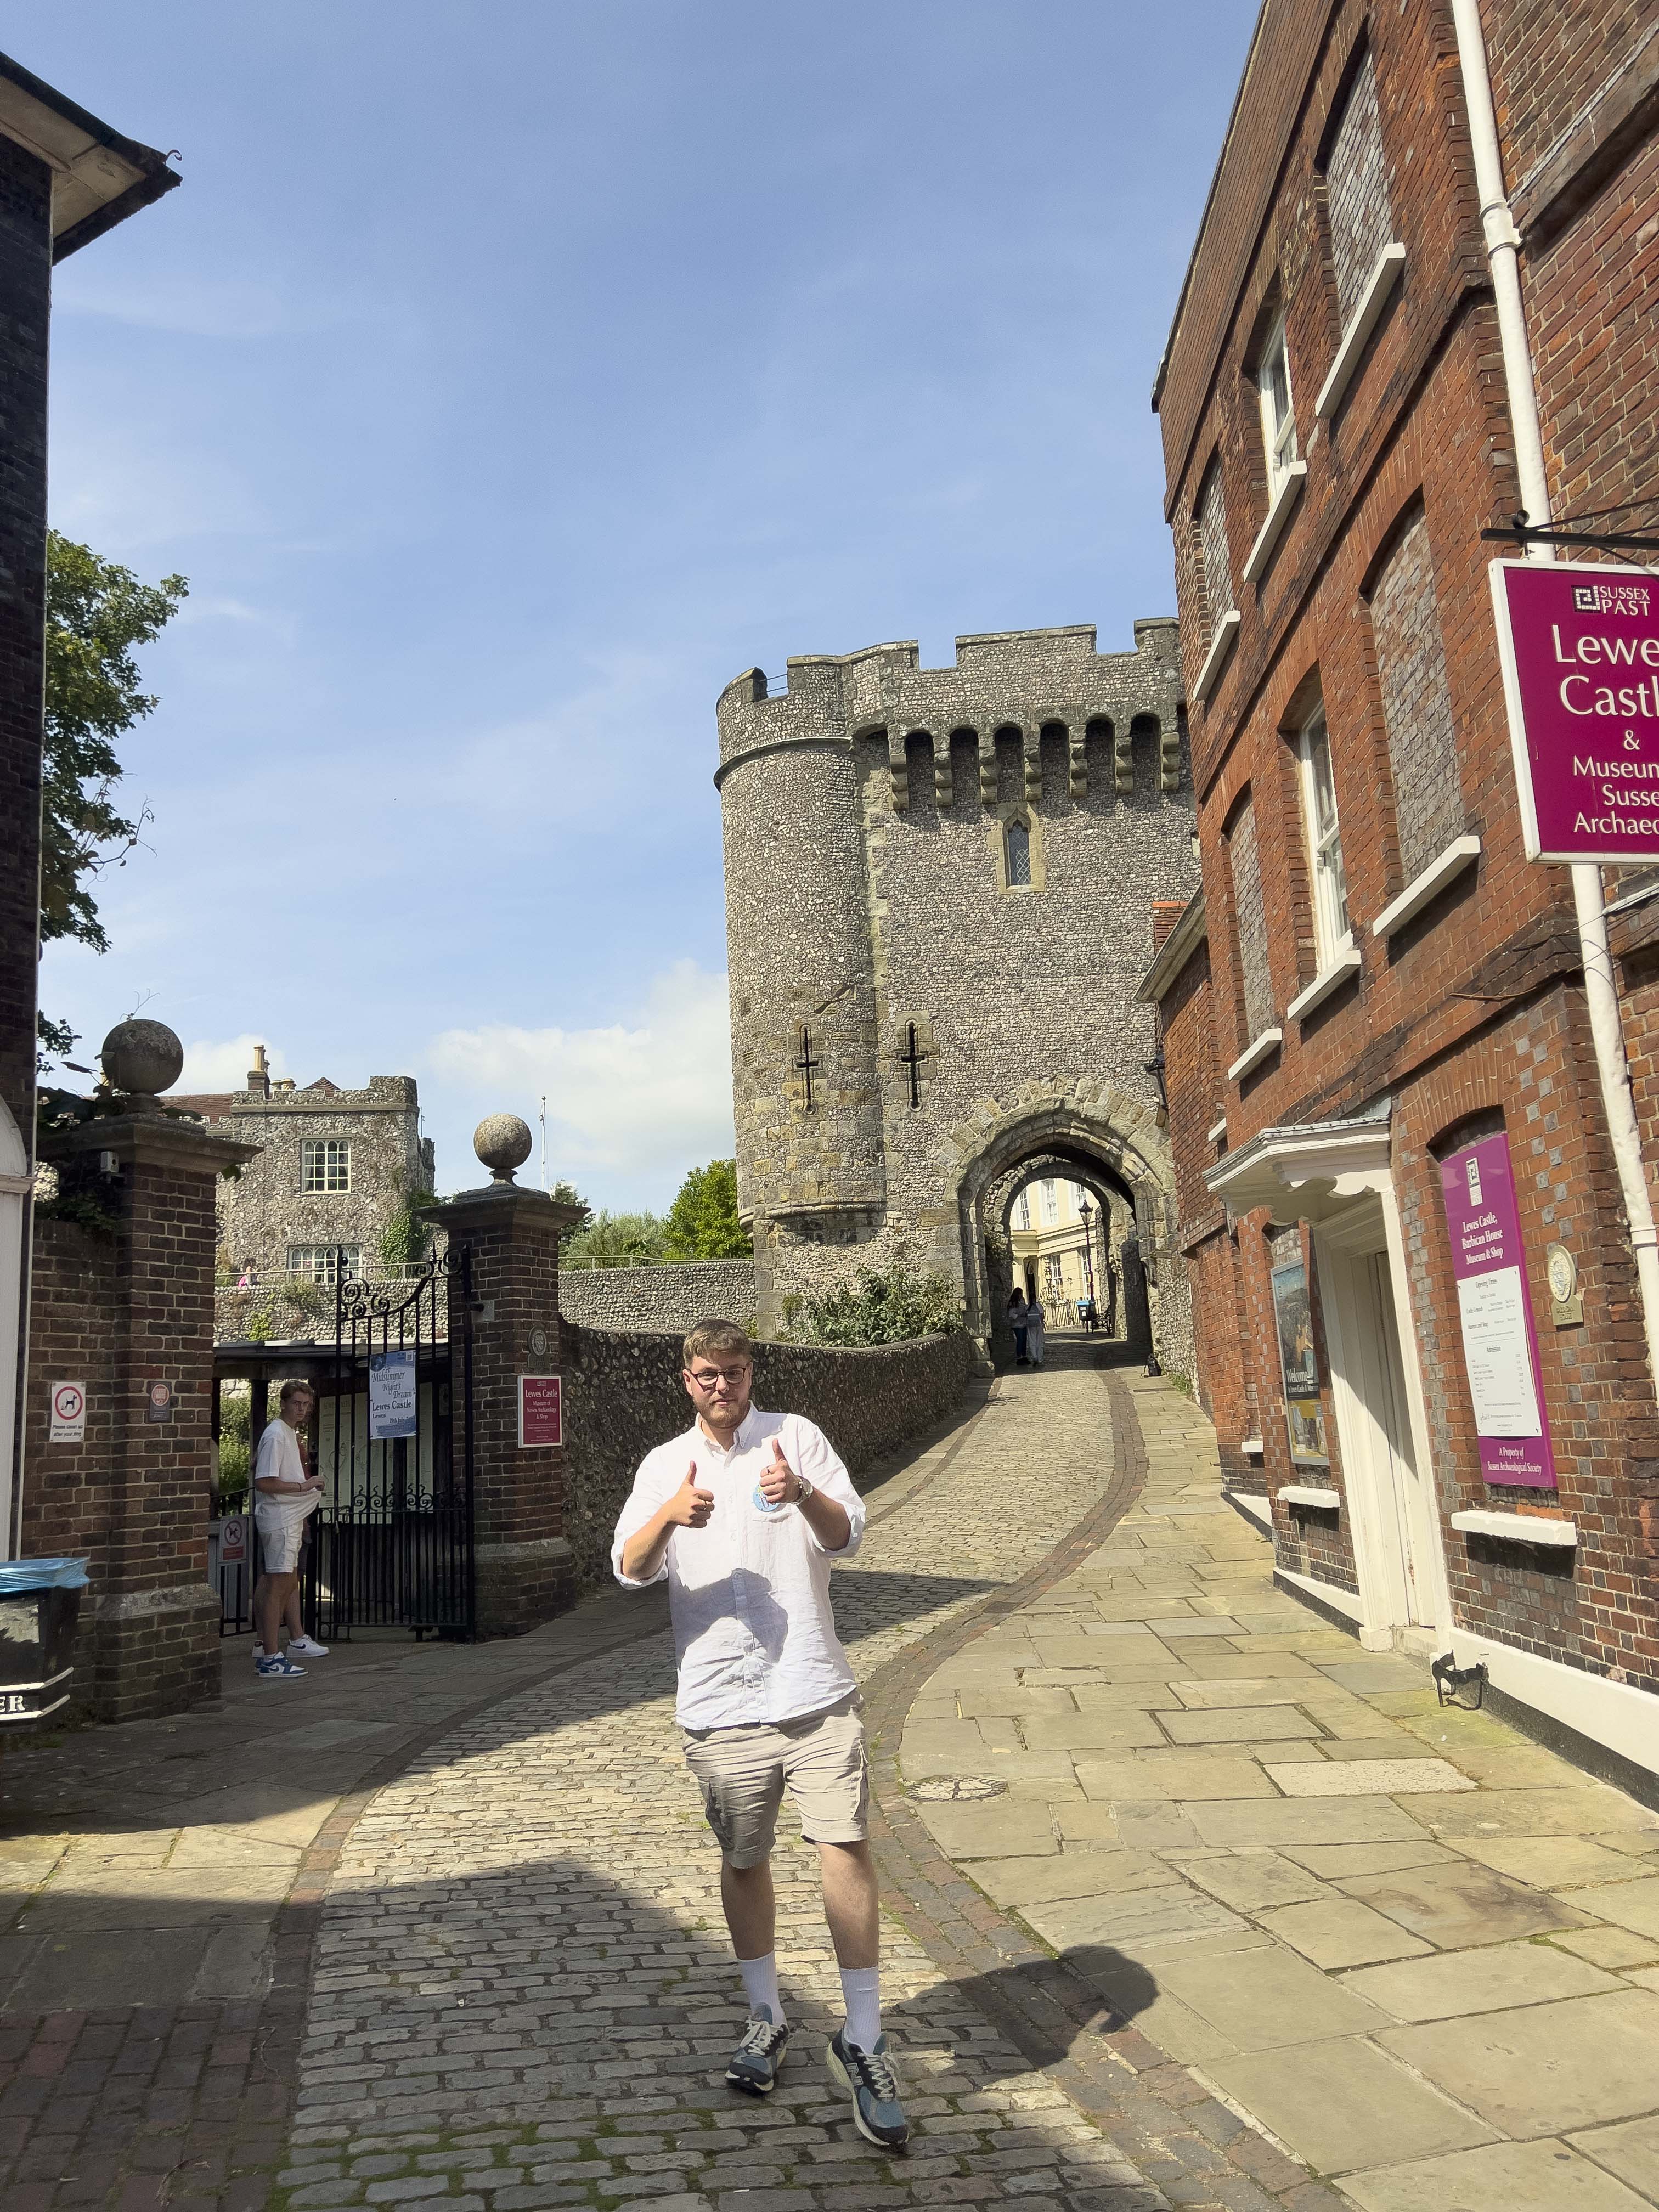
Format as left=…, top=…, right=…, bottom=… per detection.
left=612, top=1319, right=907, bottom=2151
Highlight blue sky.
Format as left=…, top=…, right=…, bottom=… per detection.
left=26, top=3, right=1256, bottom=1209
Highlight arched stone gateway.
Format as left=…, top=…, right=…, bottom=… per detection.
left=948, top=1088, right=1177, bottom=1364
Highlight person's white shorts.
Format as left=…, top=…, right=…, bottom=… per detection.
left=255, top=1514, right=304, bottom=1575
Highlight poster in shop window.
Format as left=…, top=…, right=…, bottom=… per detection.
left=1270, top=1259, right=1329, bottom=1466
left=1439, top=1132, right=1556, bottom=1488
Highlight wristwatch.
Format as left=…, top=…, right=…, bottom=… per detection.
left=794, top=1472, right=815, bottom=1505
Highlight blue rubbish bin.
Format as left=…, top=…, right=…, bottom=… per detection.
left=0, top=1558, right=88, bottom=1725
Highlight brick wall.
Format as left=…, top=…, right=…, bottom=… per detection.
left=1369, top=505, right=1466, bottom=884
left=1326, top=46, right=1393, bottom=325
left=1151, top=0, right=1659, bottom=1713
left=1226, top=798, right=1274, bottom=1042
left=1197, top=460, right=1233, bottom=635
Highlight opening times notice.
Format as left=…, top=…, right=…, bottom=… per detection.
left=1439, top=1133, right=1555, bottom=1489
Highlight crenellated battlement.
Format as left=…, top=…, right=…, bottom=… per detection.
left=714, top=617, right=1184, bottom=801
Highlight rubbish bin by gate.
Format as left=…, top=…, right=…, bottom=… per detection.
left=0, top=1558, right=89, bottom=1725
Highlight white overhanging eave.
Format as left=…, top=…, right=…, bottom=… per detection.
left=1242, top=463, right=1307, bottom=586
left=1206, top=1117, right=1228, bottom=1146
left=1286, top=944, right=1362, bottom=1022
left=1315, top=244, right=1407, bottom=421
left=1193, top=609, right=1241, bottom=704
left=1283, top=1483, right=1341, bottom=1509
left=1226, top=1027, right=1283, bottom=1083
left=1136, top=894, right=1208, bottom=1005
left=1451, top=1509, right=1577, bottom=1547
left=1205, top=1111, right=1394, bottom=1218
left=1373, top=836, right=1482, bottom=939
left=1240, top=1435, right=1264, bottom=1455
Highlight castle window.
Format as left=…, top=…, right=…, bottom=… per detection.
left=1257, top=308, right=1297, bottom=501
left=1041, top=1179, right=1058, bottom=1226
left=301, top=1139, right=351, bottom=1193
left=288, top=1244, right=360, bottom=1285
left=1005, top=819, right=1031, bottom=887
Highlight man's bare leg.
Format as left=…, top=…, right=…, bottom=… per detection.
left=255, top=1572, right=296, bottom=1658
left=720, top=1855, right=776, bottom=1959
left=819, top=1841, right=879, bottom=1968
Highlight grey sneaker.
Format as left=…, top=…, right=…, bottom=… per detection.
left=827, top=2028, right=907, bottom=2149
left=726, top=2006, right=789, bottom=2095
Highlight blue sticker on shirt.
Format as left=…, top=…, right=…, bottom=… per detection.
left=752, top=1483, right=785, bottom=1515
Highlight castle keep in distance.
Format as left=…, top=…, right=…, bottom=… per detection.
left=716, top=619, right=1199, bottom=1355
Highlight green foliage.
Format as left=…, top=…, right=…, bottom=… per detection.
left=379, top=1199, right=431, bottom=1276
left=796, top=1263, right=966, bottom=1348
left=35, top=1188, right=118, bottom=1237
left=549, top=1178, right=594, bottom=1250
left=38, top=533, right=186, bottom=1059
left=563, top=1209, right=667, bottom=1266
left=216, top=1385, right=251, bottom=1506
left=664, top=1158, right=749, bottom=1260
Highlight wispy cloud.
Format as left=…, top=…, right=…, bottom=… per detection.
left=427, top=961, right=733, bottom=1195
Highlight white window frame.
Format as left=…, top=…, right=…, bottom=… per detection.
left=301, top=1138, right=352, bottom=1193
left=287, top=1244, right=361, bottom=1285
left=1257, top=309, right=1299, bottom=500
left=1041, top=1179, right=1058, bottom=1227
left=1297, top=704, right=1351, bottom=964
left=1014, top=1192, right=1031, bottom=1232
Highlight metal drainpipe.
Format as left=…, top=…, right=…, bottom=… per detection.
left=1451, top=0, right=1659, bottom=1398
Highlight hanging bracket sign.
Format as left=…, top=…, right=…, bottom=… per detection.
left=1440, top=1133, right=1555, bottom=1489
left=1490, top=557, right=1659, bottom=862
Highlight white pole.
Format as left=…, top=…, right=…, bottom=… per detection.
left=1451, top=0, right=1659, bottom=1397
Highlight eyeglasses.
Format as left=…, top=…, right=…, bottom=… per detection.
left=686, top=1363, right=752, bottom=1391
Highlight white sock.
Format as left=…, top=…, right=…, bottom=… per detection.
left=840, top=1965, right=881, bottom=2051
left=739, top=1951, right=783, bottom=2024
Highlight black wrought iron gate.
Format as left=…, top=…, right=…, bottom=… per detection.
left=304, top=1245, right=475, bottom=1640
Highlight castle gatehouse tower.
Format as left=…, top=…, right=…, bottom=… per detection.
left=715, top=619, right=1201, bottom=1360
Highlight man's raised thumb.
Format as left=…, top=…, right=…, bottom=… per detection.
left=771, top=1438, right=788, bottom=1463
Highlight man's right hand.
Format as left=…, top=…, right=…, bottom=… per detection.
left=664, top=1462, right=715, bottom=1529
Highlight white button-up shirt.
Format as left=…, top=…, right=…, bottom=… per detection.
left=611, top=1406, right=866, bottom=1729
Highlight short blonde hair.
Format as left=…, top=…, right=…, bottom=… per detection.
left=682, top=1319, right=753, bottom=1368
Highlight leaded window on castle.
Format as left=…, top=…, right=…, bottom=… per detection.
left=794, top=1026, right=821, bottom=1111
left=301, top=1138, right=352, bottom=1192
left=1005, top=819, right=1031, bottom=887
left=288, top=1244, right=360, bottom=1285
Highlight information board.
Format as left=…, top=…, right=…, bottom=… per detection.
left=519, top=1374, right=562, bottom=1449
left=1440, top=1132, right=1555, bottom=1488
left=368, top=1349, right=418, bottom=1440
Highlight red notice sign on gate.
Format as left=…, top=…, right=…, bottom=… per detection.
left=518, top=1374, right=562, bottom=1449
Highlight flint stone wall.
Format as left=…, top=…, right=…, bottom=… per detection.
left=558, top=1259, right=758, bottom=1335
left=560, top=1323, right=974, bottom=1589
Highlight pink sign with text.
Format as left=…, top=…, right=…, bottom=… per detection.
left=1439, top=1133, right=1555, bottom=1489
left=1490, top=558, right=1659, bottom=862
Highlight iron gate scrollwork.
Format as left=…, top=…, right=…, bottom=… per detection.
left=304, top=1244, right=475, bottom=1640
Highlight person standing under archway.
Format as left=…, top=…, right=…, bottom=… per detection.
left=1007, top=1285, right=1029, bottom=1364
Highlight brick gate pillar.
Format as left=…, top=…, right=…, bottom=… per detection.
left=426, top=1116, right=584, bottom=1637
left=27, top=1034, right=258, bottom=1720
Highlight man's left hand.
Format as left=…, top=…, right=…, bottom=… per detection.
left=758, top=1438, right=799, bottom=1506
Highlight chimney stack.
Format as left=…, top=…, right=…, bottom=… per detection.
left=247, top=1043, right=270, bottom=1099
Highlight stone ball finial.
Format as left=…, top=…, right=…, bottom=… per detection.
left=473, top=1112, right=533, bottom=1184
left=100, top=1018, right=184, bottom=1111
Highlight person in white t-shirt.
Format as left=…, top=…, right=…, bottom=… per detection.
left=611, top=1319, right=907, bottom=2151
left=251, top=1381, right=326, bottom=1678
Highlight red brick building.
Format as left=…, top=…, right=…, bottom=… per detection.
left=1143, top=0, right=1659, bottom=1795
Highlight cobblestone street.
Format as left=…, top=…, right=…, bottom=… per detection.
left=4, top=1351, right=1658, bottom=2211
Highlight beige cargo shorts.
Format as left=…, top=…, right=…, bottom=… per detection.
left=681, top=1693, right=869, bottom=1869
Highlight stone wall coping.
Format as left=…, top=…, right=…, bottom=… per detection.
left=43, top=1113, right=261, bottom=1174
